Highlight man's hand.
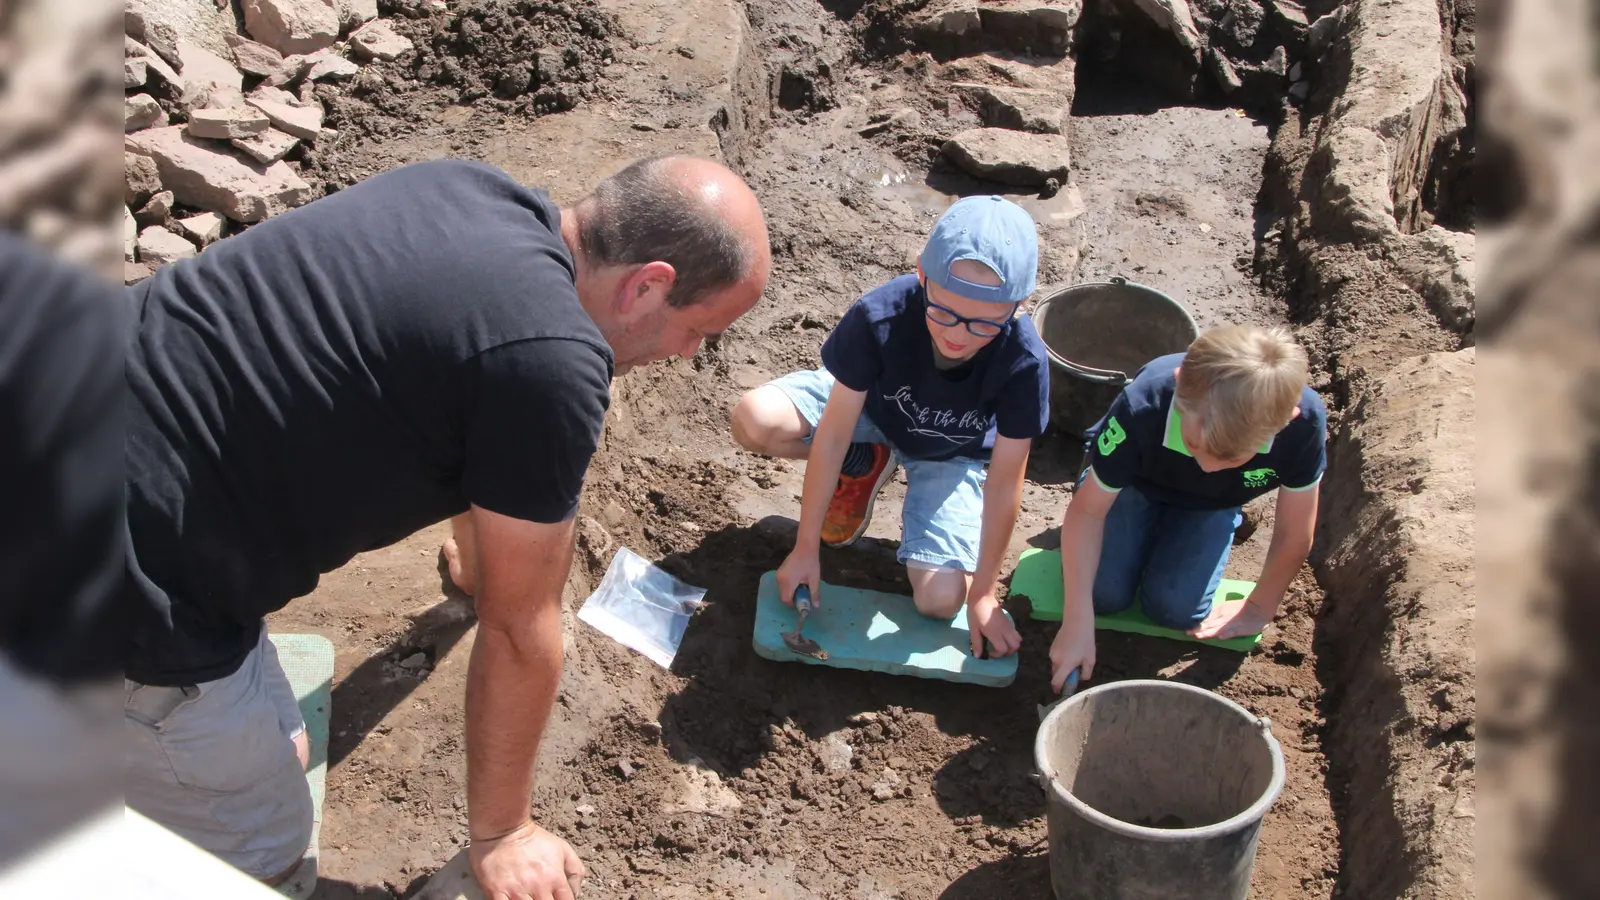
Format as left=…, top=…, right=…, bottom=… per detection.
left=967, top=593, right=1020, bottom=658
left=1049, top=614, right=1096, bottom=692
left=776, top=547, right=822, bottom=609
left=1188, top=596, right=1275, bottom=641
left=469, top=820, right=585, bottom=900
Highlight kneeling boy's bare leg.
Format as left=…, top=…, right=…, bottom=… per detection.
left=731, top=385, right=814, bottom=459
left=907, top=561, right=970, bottom=619
left=442, top=512, right=477, bottom=597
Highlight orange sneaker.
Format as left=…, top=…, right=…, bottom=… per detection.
left=821, top=444, right=899, bottom=548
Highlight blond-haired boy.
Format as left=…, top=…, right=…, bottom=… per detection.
left=1049, top=325, right=1327, bottom=691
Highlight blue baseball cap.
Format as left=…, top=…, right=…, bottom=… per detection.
left=919, top=195, right=1039, bottom=305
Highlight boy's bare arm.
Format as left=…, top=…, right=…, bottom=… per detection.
left=1253, top=483, right=1319, bottom=609
left=794, top=382, right=866, bottom=551
left=1051, top=475, right=1118, bottom=685
left=970, top=435, right=1031, bottom=599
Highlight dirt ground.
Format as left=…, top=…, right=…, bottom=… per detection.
left=258, top=0, right=1399, bottom=896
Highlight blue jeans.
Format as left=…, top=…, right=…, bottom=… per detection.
left=769, top=368, right=986, bottom=573
left=1092, top=483, right=1241, bottom=629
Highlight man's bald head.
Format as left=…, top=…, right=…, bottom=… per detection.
left=573, top=155, right=769, bottom=308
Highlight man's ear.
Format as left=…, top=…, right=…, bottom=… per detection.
left=616, top=260, right=677, bottom=318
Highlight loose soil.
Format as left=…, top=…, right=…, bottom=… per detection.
left=264, top=1, right=1375, bottom=897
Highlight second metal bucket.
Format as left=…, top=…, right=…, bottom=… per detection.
left=1031, top=277, right=1199, bottom=437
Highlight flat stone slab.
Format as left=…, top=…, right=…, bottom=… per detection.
left=244, top=0, right=340, bottom=56
left=942, top=127, right=1071, bottom=185
left=231, top=127, right=301, bottom=164
left=246, top=96, right=324, bottom=139
left=188, top=107, right=272, bottom=140
left=952, top=82, right=1067, bottom=134
left=126, top=126, right=313, bottom=222
left=126, top=94, right=167, bottom=132
left=350, top=20, right=414, bottom=62
left=751, top=571, right=1018, bottom=686
left=137, top=225, right=197, bottom=267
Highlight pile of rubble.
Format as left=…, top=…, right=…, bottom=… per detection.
left=123, top=0, right=415, bottom=282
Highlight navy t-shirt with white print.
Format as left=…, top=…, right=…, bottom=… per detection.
left=821, top=274, right=1050, bottom=462
left=1085, top=352, right=1327, bottom=510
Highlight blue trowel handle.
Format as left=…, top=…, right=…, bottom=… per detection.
left=1063, top=668, right=1081, bottom=695
left=793, top=584, right=813, bottom=614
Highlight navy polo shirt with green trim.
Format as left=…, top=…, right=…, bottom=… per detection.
left=1083, top=352, right=1327, bottom=510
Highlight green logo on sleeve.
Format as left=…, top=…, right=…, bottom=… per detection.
left=1097, top=417, right=1127, bottom=456
left=1242, top=467, right=1276, bottom=488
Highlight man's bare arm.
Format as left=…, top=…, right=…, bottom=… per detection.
left=465, top=504, right=574, bottom=840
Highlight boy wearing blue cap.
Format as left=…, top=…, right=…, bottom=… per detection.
left=731, top=196, right=1050, bottom=658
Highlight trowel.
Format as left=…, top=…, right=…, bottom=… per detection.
left=1036, top=667, right=1081, bottom=722
left=781, top=584, right=828, bottom=660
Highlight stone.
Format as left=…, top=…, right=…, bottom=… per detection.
left=1288, top=80, right=1310, bottom=102
left=952, top=82, right=1067, bottom=134
left=243, top=0, right=341, bottom=56
left=1126, top=0, right=1204, bottom=56
left=175, top=212, right=226, bottom=247
left=350, top=20, right=415, bottom=62
left=125, top=262, right=153, bottom=285
left=137, top=225, right=198, bottom=267
left=398, top=651, right=428, bottom=670
left=1397, top=226, right=1475, bottom=331
left=126, top=151, right=164, bottom=208
left=245, top=97, right=325, bottom=140
left=125, top=0, right=241, bottom=62
left=124, top=8, right=184, bottom=69
left=231, top=128, right=301, bottom=164
left=1271, top=0, right=1309, bottom=28
left=188, top=107, right=272, bottom=140
left=225, top=34, right=287, bottom=78
left=942, top=128, right=1071, bottom=186
left=137, top=191, right=175, bottom=227
left=126, top=38, right=182, bottom=90
left=125, top=127, right=314, bottom=223
left=817, top=734, right=854, bottom=774
left=176, top=40, right=246, bottom=112
left=306, top=52, right=360, bottom=82
left=126, top=94, right=168, bottom=132
left=1264, top=45, right=1289, bottom=77
left=1306, top=6, right=1348, bottom=54
left=125, top=56, right=148, bottom=90
left=249, top=85, right=309, bottom=107
left=336, top=0, right=381, bottom=29
left=1208, top=47, right=1243, bottom=93
left=124, top=206, right=138, bottom=262
left=858, top=107, right=921, bottom=137
left=262, top=52, right=319, bottom=87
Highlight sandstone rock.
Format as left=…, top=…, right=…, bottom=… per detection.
left=1126, top=0, right=1203, bottom=55
left=124, top=8, right=184, bottom=69
left=125, top=127, right=314, bottom=223
left=952, top=82, right=1067, bottom=134
left=942, top=128, right=1071, bottom=186
left=137, top=225, right=197, bottom=267
left=231, top=128, right=302, bottom=164
left=126, top=94, right=168, bottom=132
left=859, top=107, right=922, bottom=137
left=124, top=206, right=138, bottom=262
left=912, top=0, right=1081, bottom=59
left=1398, top=226, right=1475, bottom=332
left=125, top=56, right=149, bottom=89
left=126, top=37, right=181, bottom=89
left=335, top=0, right=381, bottom=29
left=126, top=151, right=164, bottom=208
left=245, top=97, right=325, bottom=139
left=1207, top=47, right=1242, bottom=93
left=188, top=107, right=272, bottom=140
left=350, top=20, right=415, bottom=62
left=175, top=212, right=226, bottom=247
left=1263, top=45, right=1288, bottom=77
left=176, top=40, right=246, bottom=112
left=1271, top=0, right=1309, bottom=28
left=125, top=0, right=241, bottom=62
left=126, top=261, right=153, bottom=285
left=244, top=0, right=341, bottom=56
left=137, top=191, right=175, bottom=227
left=225, top=33, right=287, bottom=78
left=262, top=52, right=317, bottom=87
left=306, top=52, right=360, bottom=82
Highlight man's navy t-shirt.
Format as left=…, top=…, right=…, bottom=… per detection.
left=1084, top=352, right=1327, bottom=510
left=820, top=274, right=1050, bottom=461
left=125, top=160, right=613, bottom=686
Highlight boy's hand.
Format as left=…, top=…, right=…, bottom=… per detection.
left=1049, top=614, right=1096, bottom=692
left=777, top=549, right=822, bottom=609
left=1188, top=596, right=1275, bottom=641
left=966, top=593, right=1020, bottom=658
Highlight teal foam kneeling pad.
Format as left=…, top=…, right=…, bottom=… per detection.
left=269, top=633, right=334, bottom=900
left=752, top=571, right=1018, bottom=687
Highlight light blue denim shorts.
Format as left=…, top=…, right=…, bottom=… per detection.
left=769, top=367, right=986, bottom=573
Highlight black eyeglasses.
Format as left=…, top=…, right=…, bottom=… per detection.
left=925, top=299, right=1017, bottom=338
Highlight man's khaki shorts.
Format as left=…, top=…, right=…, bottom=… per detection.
left=124, top=627, right=313, bottom=879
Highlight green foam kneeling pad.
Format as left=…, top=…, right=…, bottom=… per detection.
left=1009, top=548, right=1264, bottom=652
left=752, top=571, right=1018, bottom=687
left=268, top=633, right=335, bottom=900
